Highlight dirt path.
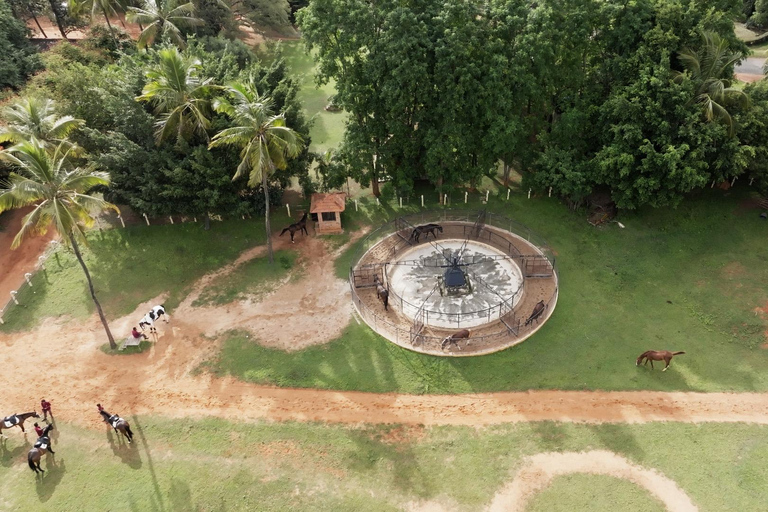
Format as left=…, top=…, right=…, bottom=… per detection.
left=487, top=451, right=698, bottom=512
left=0, top=208, right=55, bottom=304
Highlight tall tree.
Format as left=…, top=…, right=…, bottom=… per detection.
left=209, top=81, right=302, bottom=263
left=0, top=0, right=42, bottom=90
left=135, top=47, right=215, bottom=145
left=127, top=0, right=204, bottom=49
left=0, top=96, right=84, bottom=153
left=674, top=31, right=750, bottom=135
left=68, top=0, right=124, bottom=39
left=0, top=139, right=119, bottom=349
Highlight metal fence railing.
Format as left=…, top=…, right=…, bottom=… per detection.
left=349, top=210, right=559, bottom=355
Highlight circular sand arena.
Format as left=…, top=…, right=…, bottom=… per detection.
left=388, top=240, right=524, bottom=328
left=350, top=210, right=559, bottom=356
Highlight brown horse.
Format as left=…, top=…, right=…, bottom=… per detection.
left=441, top=329, right=470, bottom=351
left=373, top=274, right=389, bottom=311
left=279, top=212, right=309, bottom=243
left=28, top=424, right=55, bottom=474
left=525, top=300, right=546, bottom=326
left=100, top=409, right=134, bottom=443
left=0, top=411, right=39, bottom=438
left=636, top=350, right=686, bottom=371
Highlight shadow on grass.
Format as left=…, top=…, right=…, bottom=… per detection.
left=0, top=437, right=28, bottom=467
left=106, top=428, right=142, bottom=469
left=35, top=456, right=65, bottom=502
left=100, top=340, right=153, bottom=356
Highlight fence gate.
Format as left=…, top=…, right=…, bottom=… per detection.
left=523, top=255, right=554, bottom=278
left=352, top=263, right=387, bottom=288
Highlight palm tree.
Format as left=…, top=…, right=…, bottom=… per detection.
left=135, top=47, right=215, bottom=145
left=209, top=82, right=303, bottom=263
left=127, top=0, right=203, bottom=49
left=674, top=31, right=750, bottom=135
left=0, top=139, right=120, bottom=349
left=0, top=97, right=85, bottom=154
left=68, top=0, right=124, bottom=39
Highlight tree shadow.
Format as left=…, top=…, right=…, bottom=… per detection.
left=35, top=456, right=66, bottom=502
left=0, top=436, right=28, bottom=467
left=587, top=423, right=646, bottom=461
left=132, top=415, right=166, bottom=512
left=106, top=428, right=142, bottom=469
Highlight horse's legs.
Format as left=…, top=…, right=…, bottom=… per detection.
left=649, top=360, right=654, bottom=369
left=663, top=358, right=671, bottom=371
left=290, top=231, right=295, bottom=243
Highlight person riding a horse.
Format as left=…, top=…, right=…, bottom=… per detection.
left=98, top=404, right=134, bottom=443
left=27, top=423, right=54, bottom=474
left=33, top=423, right=55, bottom=454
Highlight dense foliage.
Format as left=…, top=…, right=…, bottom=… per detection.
left=300, top=0, right=762, bottom=208
left=0, top=0, right=42, bottom=91
left=18, top=38, right=310, bottom=220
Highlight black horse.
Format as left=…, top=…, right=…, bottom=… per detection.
left=28, top=424, right=54, bottom=474
left=373, top=274, right=389, bottom=311
left=410, top=224, right=443, bottom=243
left=100, top=409, right=134, bottom=443
left=279, top=212, right=309, bottom=243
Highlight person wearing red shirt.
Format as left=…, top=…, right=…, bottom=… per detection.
left=131, top=327, right=148, bottom=340
left=34, top=422, right=44, bottom=438
left=40, top=398, right=52, bottom=423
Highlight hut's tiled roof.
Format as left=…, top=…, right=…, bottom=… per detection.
left=310, top=192, right=346, bottom=213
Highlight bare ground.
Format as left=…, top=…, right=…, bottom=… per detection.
left=0, top=208, right=55, bottom=304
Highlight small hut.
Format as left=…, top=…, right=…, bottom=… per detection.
left=310, top=192, right=346, bottom=234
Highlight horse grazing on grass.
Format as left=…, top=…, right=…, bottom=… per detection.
left=441, top=329, right=470, bottom=351
left=636, top=350, right=685, bottom=371
left=279, top=212, right=309, bottom=243
left=139, top=305, right=169, bottom=334
left=100, top=409, right=134, bottom=443
left=28, top=424, right=54, bottom=474
left=0, top=411, right=39, bottom=438
left=373, top=274, right=389, bottom=311
left=410, top=224, right=443, bottom=243
left=525, top=300, right=546, bottom=326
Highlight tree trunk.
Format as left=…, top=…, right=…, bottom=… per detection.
left=68, top=233, right=116, bottom=349
left=101, top=4, right=117, bottom=41
left=502, top=161, right=511, bottom=187
left=47, top=0, right=68, bottom=39
left=437, top=176, right=443, bottom=204
left=370, top=153, right=380, bottom=197
left=263, top=169, right=274, bottom=264
left=29, top=11, right=48, bottom=38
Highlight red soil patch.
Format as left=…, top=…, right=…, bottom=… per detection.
left=0, top=208, right=56, bottom=305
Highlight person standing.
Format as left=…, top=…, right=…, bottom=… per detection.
left=40, top=398, right=52, bottom=423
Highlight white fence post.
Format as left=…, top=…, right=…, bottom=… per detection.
left=485, top=190, right=489, bottom=202
left=38, top=255, right=46, bottom=269
left=286, top=203, right=291, bottom=217
left=507, top=189, right=510, bottom=200
left=355, top=199, right=358, bottom=211
left=420, top=195, right=424, bottom=207
left=24, top=273, right=32, bottom=286
left=399, top=197, right=403, bottom=208
left=143, top=213, right=150, bottom=225
left=117, top=215, right=125, bottom=228
left=10, top=291, right=19, bottom=305
left=528, top=189, right=531, bottom=199
left=169, top=216, right=174, bottom=224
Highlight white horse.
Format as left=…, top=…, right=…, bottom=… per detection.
left=139, top=305, right=170, bottom=334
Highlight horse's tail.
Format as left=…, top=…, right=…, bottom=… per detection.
left=28, top=451, right=36, bottom=471
left=672, top=351, right=685, bottom=356
left=280, top=228, right=289, bottom=236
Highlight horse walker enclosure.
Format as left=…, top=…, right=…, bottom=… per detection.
left=350, top=210, right=559, bottom=356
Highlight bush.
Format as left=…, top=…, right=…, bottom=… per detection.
left=0, top=0, right=42, bottom=91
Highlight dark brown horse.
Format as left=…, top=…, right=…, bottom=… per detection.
left=100, top=409, right=134, bottom=443
left=410, top=224, right=443, bottom=243
left=636, top=350, right=686, bottom=371
left=0, top=411, right=39, bottom=438
left=525, top=300, right=546, bottom=326
left=279, top=212, right=309, bottom=243
left=373, top=274, right=389, bottom=311
left=441, top=329, right=470, bottom=351
left=28, top=423, right=54, bottom=474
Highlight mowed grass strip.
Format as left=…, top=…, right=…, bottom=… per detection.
left=192, top=249, right=299, bottom=307
left=0, top=418, right=766, bottom=511
left=0, top=212, right=292, bottom=332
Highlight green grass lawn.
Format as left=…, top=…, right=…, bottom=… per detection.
left=204, top=187, right=768, bottom=393
left=0, top=211, right=292, bottom=332
left=269, top=41, right=348, bottom=154
left=0, top=418, right=766, bottom=511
